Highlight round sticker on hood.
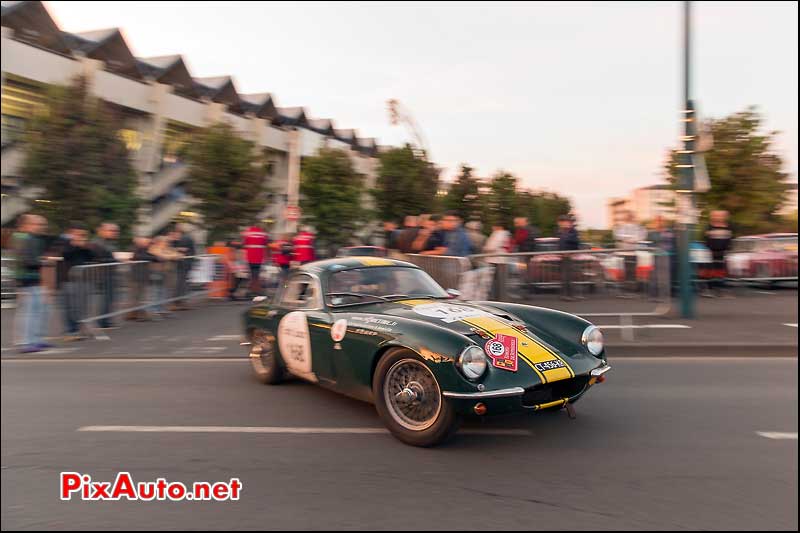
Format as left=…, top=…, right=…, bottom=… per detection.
left=411, top=303, right=490, bottom=323
left=331, top=319, right=348, bottom=342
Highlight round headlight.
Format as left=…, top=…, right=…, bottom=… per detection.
left=457, top=345, right=488, bottom=381
left=581, top=325, right=604, bottom=356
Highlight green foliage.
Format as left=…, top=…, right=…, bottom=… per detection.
left=442, top=164, right=482, bottom=221
left=481, top=171, right=518, bottom=230
left=300, top=148, right=366, bottom=252
left=516, top=190, right=572, bottom=236
left=20, top=76, right=140, bottom=243
left=186, top=122, right=269, bottom=242
left=372, top=145, right=440, bottom=222
left=665, top=107, right=790, bottom=234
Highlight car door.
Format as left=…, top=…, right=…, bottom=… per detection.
left=274, top=272, right=335, bottom=383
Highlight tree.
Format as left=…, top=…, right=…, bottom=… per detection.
left=442, top=164, right=482, bottom=222
left=186, top=122, right=269, bottom=242
left=481, top=171, right=518, bottom=230
left=300, top=148, right=366, bottom=254
left=20, top=76, right=139, bottom=242
left=372, top=144, right=439, bottom=222
left=665, top=107, right=790, bottom=234
left=522, top=191, right=572, bottom=236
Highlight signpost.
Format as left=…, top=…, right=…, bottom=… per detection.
left=285, top=205, right=301, bottom=222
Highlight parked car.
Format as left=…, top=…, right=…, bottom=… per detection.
left=243, top=257, right=610, bottom=447
left=726, top=233, right=798, bottom=283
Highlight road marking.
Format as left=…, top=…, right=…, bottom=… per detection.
left=783, top=323, right=797, bottom=328
left=0, top=347, right=78, bottom=355
left=206, top=335, right=241, bottom=342
left=597, top=324, right=691, bottom=329
left=756, top=431, right=798, bottom=440
left=78, top=425, right=532, bottom=436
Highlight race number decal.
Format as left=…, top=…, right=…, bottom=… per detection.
left=278, top=311, right=315, bottom=381
left=412, top=303, right=490, bottom=323
left=484, top=333, right=518, bottom=372
left=331, top=319, right=348, bottom=342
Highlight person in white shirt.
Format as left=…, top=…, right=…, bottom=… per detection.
left=483, top=223, right=511, bottom=264
left=613, top=211, right=646, bottom=295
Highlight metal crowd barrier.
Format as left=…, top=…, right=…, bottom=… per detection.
left=392, top=253, right=472, bottom=292
left=1, top=256, right=17, bottom=304
left=68, top=254, right=223, bottom=339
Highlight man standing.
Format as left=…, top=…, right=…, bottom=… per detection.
left=395, top=215, right=419, bottom=254
left=242, top=223, right=269, bottom=296
left=557, top=215, right=581, bottom=300
left=60, top=223, right=94, bottom=339
left=90, top=222, right=119, bottom=329
left=292, top=226, right=316, bottom=265
left=14, top=214, right=51, bottom=353
left=513, top=217, right=539, bottom=253
left=440, top=212, right=473, bottom=257
left=271, top=234, right=293, bottom=282
left=170, top=224, right=196, bottom=309
left=646, top=216, right=676, bottom=299
left=704, top=210, right=733, bottom=297
left=465, top=220, right=486, bottom=254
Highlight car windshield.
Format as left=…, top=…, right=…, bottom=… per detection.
left=326, top=267, right=448, bottom=306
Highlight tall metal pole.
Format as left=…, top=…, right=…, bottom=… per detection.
left=677, top=0, right=696, bottom=318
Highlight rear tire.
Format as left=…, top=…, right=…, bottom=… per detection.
left=249, top=328, right=284, bottom=384
left=373, top=348, right=460, bottom=447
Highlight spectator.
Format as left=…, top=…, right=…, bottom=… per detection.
left=465, top=220, right=486, bottom=253
left=292, top=226, right=316, bottom=264
left=440, top=211, right=473, bottom=257
left=382, top=221, right=399, bottom=250
left=704, top=210, right=733, bottom=297
left=613, top=211, right=646, bottom=296
left=14, top=214, right=51, bottom=353
left=90, top=222, right=119, bottom=329
left=169, top=224, right=196, bottom=309
left=60, top=223, right=94, bottom=339
left=395, top=215, right=420, bottom=254
left=242, top=223, right=269, bottom=296
left=513, top=217, right=539, bottom=253
left=557, top=214, right=581, bottom=301
left=148, top=235, right=182, bottom=318
left=483, top=222, right=511, bottom=268
left=227, top=244, right=250, bottom=301
left=128, top=236, right=154, bottom=321
left=415, top=215, right=445, bottom=255
left=271, top=233, right=293, bottom=282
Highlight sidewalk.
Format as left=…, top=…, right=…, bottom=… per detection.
left=1, top=290, right=797, bottom=358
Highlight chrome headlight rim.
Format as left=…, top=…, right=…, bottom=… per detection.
left=456, top=345, right=488, bottom=381
left=581, top=325, right=604, bottom=356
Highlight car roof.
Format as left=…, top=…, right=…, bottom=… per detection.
left=298, top=256, right=419, bottom=274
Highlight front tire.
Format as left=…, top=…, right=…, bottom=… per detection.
left=249, top=328, right=284, bottom=384
left=373, top=348, right=460, bottom=447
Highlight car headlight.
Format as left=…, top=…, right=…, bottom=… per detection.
left=457, top=345, right=488, bottom=381
left=581, top=325, right=604, bottom=356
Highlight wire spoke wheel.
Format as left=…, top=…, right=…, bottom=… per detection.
left=383, top=358, right=442, bottom=431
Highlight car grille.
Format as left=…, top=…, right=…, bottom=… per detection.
left=521, top=375, right=591, bottom=408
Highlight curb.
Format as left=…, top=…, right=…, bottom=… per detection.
left=607, top=343, right=798, bottom=358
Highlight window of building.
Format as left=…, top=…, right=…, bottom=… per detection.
left=160, top=121, right=194, bottom=168
left=1, top=76, right=46, bottom=146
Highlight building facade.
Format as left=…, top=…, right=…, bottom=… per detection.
left=607, top=185, right=676, bottom=228
left=1, top=0, right=382, bottom=239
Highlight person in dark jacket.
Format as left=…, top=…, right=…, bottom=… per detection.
left=90, top=222, right=119, bottom=328
left=60, top=223, right=94, bottom=339
left=169, top=224, right=196, bottom=308
left=14, top=214, right=51, bottom=352
left=557, top=215, right=581, bottom=300
left=704, top=210, right=733, bottom=297
left=513, top=217, right=540, bottom=253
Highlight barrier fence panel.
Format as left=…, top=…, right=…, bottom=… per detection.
left=68, top=254, right=223, bottom=338
left=1, top=256, right=17, bottom=304
left=392, top=253, right=472, bottom=293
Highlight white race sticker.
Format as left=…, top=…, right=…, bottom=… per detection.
left=277, top=311, right=316, bottom=382
left=411, top=303, right=491, bottom=323
left=331, top=319, right=348, bottom=342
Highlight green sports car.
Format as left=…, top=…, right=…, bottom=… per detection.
left=243, top=257, right=610, bottom=446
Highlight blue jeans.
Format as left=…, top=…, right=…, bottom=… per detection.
left=61, top=281, right=85, bottom=334
left=16, top=285, right=48, bottom=346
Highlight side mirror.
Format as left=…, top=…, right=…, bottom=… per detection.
left=446, top=289, right=461, bottom=299
left=252, top=296, right=267, bottom=303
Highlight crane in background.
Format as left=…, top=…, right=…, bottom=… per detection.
left=386, top=98, right=431, bottom=159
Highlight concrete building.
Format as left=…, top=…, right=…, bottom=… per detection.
left=1, top=0, right=382, bottom=239
left=607, top=184, right=676, bottom=228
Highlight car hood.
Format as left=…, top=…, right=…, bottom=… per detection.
left=362, top=299, right=521, bottom=336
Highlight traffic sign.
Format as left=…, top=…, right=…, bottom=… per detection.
left=286, top=205, right=301, bottom=222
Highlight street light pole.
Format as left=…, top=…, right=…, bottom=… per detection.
left=677, top=0, right=696, bottom=318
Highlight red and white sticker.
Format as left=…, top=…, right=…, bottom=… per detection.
left=331, top=319, right=348, bottom=342
left=484, top=333, right=518, bottom=372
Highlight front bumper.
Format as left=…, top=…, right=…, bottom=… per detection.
left=443, top=364, right=611, bottom=416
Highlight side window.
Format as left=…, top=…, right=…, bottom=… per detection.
left=280, top=274, right=320, bottom=309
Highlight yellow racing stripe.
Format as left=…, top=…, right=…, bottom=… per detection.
left=356, top=257, right=394, bottom=266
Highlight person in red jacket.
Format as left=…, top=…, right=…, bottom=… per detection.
left=271, top=234, right=293, bottom=282
left=292, top=227, right=316, bottom=264
left=242, top=224, right=269, bottom=295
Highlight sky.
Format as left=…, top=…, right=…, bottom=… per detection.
left=45, top=1, right=798, bottom=228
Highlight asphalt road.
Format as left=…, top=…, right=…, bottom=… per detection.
left=1, top=357, right=797, bottom=531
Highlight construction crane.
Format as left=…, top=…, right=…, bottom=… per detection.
left=386, top=98, right=430, bottom=159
